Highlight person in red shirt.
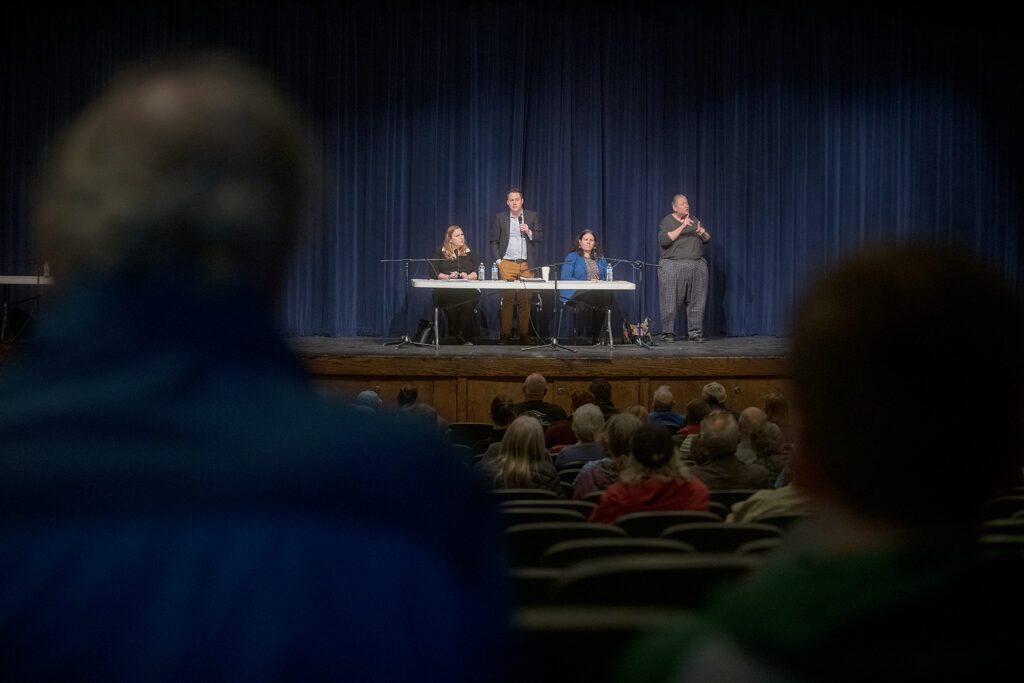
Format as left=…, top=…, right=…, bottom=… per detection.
left=590, top=424, right=710, bottom=524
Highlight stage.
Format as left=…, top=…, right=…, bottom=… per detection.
left=291, top=335, right=791, bottom=423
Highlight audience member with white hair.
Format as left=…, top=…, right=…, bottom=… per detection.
left=649, top=385, right=685, bottom=429
left=555, top=403, right=606, bottom=469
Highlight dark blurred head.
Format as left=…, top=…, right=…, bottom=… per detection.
left=589, top=378, right=612, bottom=402
left=36, top=53, right=314, bottom=300
left=569, top=390, right=595, bottom=412
left=631, top=424, right=676, bottom=471
left=751, top=421, right=784, bottom=459
left=489, top=395, right=516, bottom=427
left=763, top=392, right=789, bottom=425
left=792, top=246, right=1024, bottom=531
left=397, top=384, right=418, bottom=407
left=684, top=398, right=711, bottom=425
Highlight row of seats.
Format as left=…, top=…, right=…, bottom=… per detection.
left=493, top=486, right=753, bottom=513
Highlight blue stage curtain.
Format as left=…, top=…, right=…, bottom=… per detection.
left=3, top=2, right=1020, bottom=337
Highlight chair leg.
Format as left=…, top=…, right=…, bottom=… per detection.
left=433, top=305, right=441, bottom=348
left=605, top=306, right=613, bottom=348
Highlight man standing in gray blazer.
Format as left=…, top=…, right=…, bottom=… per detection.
left=490, top=187, right=543, bottom=343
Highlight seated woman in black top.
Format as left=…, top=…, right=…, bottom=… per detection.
left=431, top=225, right=480, bottom=345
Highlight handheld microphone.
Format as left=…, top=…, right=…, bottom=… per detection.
left=518, top=214, right=525, bottom=241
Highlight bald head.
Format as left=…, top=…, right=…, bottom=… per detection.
left=738, top=407, right=767, bottom=440
left=37, top=53, right=313, bottom=298
left=523, top=373, right=548, bottom=400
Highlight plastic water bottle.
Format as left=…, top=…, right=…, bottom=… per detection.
left=606, top=265, right=614, bottom=281
left=491, top=262, right=499, bottom=281
left=477, top=263, right=485, bottom=280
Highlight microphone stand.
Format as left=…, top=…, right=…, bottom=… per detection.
left=522, top=261, right=575, bottom=353
left=381, top=257, right=439, bottom=349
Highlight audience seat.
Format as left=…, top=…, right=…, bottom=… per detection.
left=709, top=489, right=759, bottom=509
left=500, top=499, right=597, bottom=517
left=984, top=496, right=1024, bottom=519
left=549, top=554, right=763, bottom=608
left=748, top=514, right=815, bottom=531
left=447, top=422, right=494, bottom=447
left=558, top=467, right=584, bottom=484
left=707, top=501, right=730, bottom=519
left=493, top=488, right=561, bottom=503
left=614, top=510, right=721, bottom=537
left=511, top=568, right=563, bottom=606
left=505, top=522, right=626, bottom=566
left=736, top=537, right=785, bottom=555
left=660, top=522, right=783, bottom=552
left=502, top=508, right=586, bottom=526
left=542, top=538, right=696, bottom=568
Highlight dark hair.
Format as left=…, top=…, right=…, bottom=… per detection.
left=397, top=384, right=418, bottom=406
left=489, top=394, right=516, bottom=427
left=792, top=246, right=1024, bottom=531
left=507, top=187, right=523, bottom=199
left=589, top=378, right=612, bottom=401
left=631, top=424, right=675, bottom=470
left=684, top=398, right=710, bottom=425
left=569, top=390, right=595, bottom=411
left=574, top=229, right=603, bottom=259
left=763, top=393, right=788, bottom=425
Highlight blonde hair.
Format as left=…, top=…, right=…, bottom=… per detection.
left=603, top=413, right=643, bottom=474
left=497, top=416, right=549, bottom=488
left=441, top=224, right=471, bottom=259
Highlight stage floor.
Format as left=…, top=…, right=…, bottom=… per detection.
left=289, top=334, right=790, bottom=361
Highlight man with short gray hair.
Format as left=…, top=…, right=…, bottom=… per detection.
left=649, top=385, right=685, bottom=429
left=736, top=406, right=767, bottom=464
left=691, top=412, right=771, bottom=490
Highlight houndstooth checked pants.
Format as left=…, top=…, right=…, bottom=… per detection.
left=658, top=257, right=708, bottom=338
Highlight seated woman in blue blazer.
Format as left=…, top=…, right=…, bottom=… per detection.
left=560, top=229, right=612, bottom=344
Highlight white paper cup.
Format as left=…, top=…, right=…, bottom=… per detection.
left=541, top=266, right=550, bottom=280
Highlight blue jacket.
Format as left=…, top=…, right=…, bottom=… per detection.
left=559, top=251, right=608, bottom=301
left=0, top=274, right=513, bottom=683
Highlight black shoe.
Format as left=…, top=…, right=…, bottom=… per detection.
left=456, top=333, right=474, bottom=346
left=688, top=335, right=705, bottom=343
left=525, top=335, right=544, bottom=345
left=500, top=335, right=511, bottom=345
left=659, top=332, right=676, bottom=343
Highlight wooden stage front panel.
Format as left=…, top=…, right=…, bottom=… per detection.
left=292, top=336, right=792, bottom=423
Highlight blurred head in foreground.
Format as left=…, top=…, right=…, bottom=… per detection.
left=791, top=246, right=1024, bottom=538
left=36, top=52, right=313, bottom=299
